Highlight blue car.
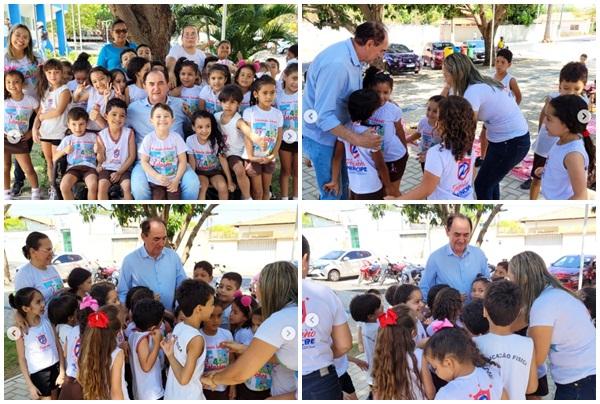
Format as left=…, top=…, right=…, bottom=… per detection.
left=383, top=43, right=421, bottom=75
left=465, top=40, right=485, bottom=63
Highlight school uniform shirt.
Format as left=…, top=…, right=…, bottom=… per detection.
left=275, top=89, right=298, bottom=144
left=199, top=328, right=233, bottom=392
left=435, top=365, right=503, bottom=400
left=474, top=333, right=533, bottom=399
left=4, top=53, right=44, bottom=98
left=39, top=85, right=70, bottom=140
left=86, top=87, right=116, bottom=131
left=57, top=133, right=98, bottom=170
left=240, top=91, right=251, bottom=114
left=128, top=330, right=164, bottom=400
left=425, top=144, right=474, bottom=200
left=417, top=117, right=442, bottom=154
left=127, top=84, right=147, bottom=104
left=23, top=317, right=60, bottom=374
left=65, top=325, right=81, bottom=378
left=110, top=347, right=130, bottom=400
left=166, top=44, right=206, bottom=73
left=235, top=327, right=273, bottom=391
left=215, top=111, right=245, bottom=157
left=56, top=323, right=73, bottom=349
left=242, top=105, right=284, bottom=158
left=498, top=73, right=515, bottom=98
left=165, top=322, right=207, bottom=399
left=179, top=85, right=203, bottom=115
left=529, top=286, right=596, bottom=384
left=340, top=123, right=382, bottom=194
left=199, top=86, right=222, bottom=114
left=186, top=136, right=221, bottom=172
left=463, top=83, right=529, bottom=143
left=14, top=263, right=63, bottom=303
left=302, top=279, right=348, bottom=375
left=368, top=101, right=407, bottom=162
left=254, top=304, right=298, bottom=396
left=5, top=95, right=39, bottom=135
left=138, top=131, right=188, bottom=185
left=541, top=139, right=589, bottom=200
left=359, top=321, right=379, bottom=385
left=98, top=127, right=133, bottom=172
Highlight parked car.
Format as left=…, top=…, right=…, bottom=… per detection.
left=52, top=253, right=90, bottom=281
left=383, top=43, right=420, bottom=75
left=465, top=39, right=485, bottom=63
left=422, top=41, right=455, bottom=69
left=548, top=254, right=596, bottom=290
left=309, top=249, right=374, bottom=281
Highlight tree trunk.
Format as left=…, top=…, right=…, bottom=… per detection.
left=543, top=4, right=553, bottom=43
left=108, top=4, right=176, bottom=61
left=173, top=212, right=194, bottom=250
left=462, top=4, right=507, bottom=66
left=475, top=204, right=503, bottom=247
left=357, top=5, right=384, bottom=23
left=180, top=204, right=218, bottom=265
left=468, top=209, right=485, bottom=243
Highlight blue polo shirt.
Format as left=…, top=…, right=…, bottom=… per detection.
left=97, top=42, right=137, bottom=71
left=126, top=96, right=187, bottom=145
left=117, top=246, right=188, bottom=311
left=420, top=244, right=489, bottom=298
left=303, top=39, right=363, bottom=147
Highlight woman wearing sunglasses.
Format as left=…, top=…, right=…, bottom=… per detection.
left=97, top=19, right=137, bottom=71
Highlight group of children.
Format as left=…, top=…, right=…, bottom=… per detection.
left=9, top=262, right=274, bottom=400
left=341, top=263, right=596, bottom=400
left=4, top=22, right=298, bottom=200
left=324, top=50, right=595, bottom=200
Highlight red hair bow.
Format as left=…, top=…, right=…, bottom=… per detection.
left=582, top=130, right=590, bottom=138
left=88, top=311, right=109, bottom=329
left=378, top=308, right=398, bottom=327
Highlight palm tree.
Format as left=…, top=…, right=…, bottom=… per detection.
left=173, top=4, right=297, bottom=59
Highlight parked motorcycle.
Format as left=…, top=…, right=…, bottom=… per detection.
left=358, top=259, right=383, bottom=285
left=378, top=259, right=407, bottom=285
left=94, top=261, right=119, bottom=286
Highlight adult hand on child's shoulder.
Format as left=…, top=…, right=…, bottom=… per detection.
left=354, top=128, right=381, bottom=150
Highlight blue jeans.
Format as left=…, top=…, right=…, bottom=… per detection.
left=555, top=374, right=595, bottom=400
left=475, top=133, right=530, bottom=200
left=302, top=365, right=343, bottom=400
left=131, top=161, right=200, bottom=200
left=303, top=137, right=348, bottom=200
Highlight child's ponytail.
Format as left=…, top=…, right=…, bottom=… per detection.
left=425, top=327, right=498, bottom=371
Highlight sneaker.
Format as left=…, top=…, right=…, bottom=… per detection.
left=520, top=178, right=532, bottom=190
left=474, top=157, right=484, bottom=168
left=31, top=188, right=41, bottom=200
left=11, top=181, right=23, bottom=196
left=4, top=191, right=12, bottom=200
left=48, top=187, right=57, bottom=200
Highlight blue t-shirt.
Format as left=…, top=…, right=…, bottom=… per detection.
left=97, top=42, right=137, bottom=71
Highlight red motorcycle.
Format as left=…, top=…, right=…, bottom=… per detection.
left=378, top=260, right=407, bottom=285
left=94, top=261, right=119, bottom=286
left=358, top=259, right=383, bottom=285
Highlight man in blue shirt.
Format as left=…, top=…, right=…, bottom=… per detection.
left=117, top=217, right=188, bottom=311
left=303, top=21, right=388, bottom=199
left=420, top=214, right=489, bottom=299
left=127, top=69, right=200, bottom=199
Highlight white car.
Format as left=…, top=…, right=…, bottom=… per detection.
left=51, top=253, right=90, bottom=281
left=309, top=249, right=374, bottom=282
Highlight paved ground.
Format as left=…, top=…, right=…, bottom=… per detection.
left=303, top=36, right=596, bottom=200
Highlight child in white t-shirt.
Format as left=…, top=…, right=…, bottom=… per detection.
left=139, top=103, right=189, bottom=200
left=234, top=63, right=256, bottom=114
left=407, top=96, right=444, bottom=171
left=425, top=327, right=506, bottom=400
left=47, top=293, right=78, bottom=360
left=124, top=56, right=150, bottom=104
left=325, top=89, right=397, bottom=199
left=200, top=302, right=235, bottom=399
left=199, top=64, right=230, bottom=114
left=54, top=108, right=99, bottom=200
left=475, top=281, right=538, bottom=399
left=386, top=284, right=428, bottom=347
left=389, top=96, right=475, bottom=200
left=170, top=59, right=204, bottom=115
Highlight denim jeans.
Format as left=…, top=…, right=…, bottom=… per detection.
left=302, top=365, right=343, bottom=400
left=475, top=133, right=530, bottom=200
left=131, top=161, right=200, bottom=200
left=555, top=374, right=595, bottom=400
left=303, top=137, right=348, bottom=200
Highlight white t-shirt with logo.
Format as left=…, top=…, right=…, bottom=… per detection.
left=435, top=365, right=503, bottom=400
left=4, top=53, right=43, bottom=98
left=22, top=317, right=60, bottom=374
left=216, top=111, right=245, bottom=157
left=138, top=131, right=188, bottom=185
left=275, top=89, right=298, bottom=144
left=39, top=85, right=70, bottom=140
left=254, top=304, right=298, bottom=396
left=128, top=330, right=164, bottom=399
left=425, top=144, right=474, bottom=200
left=369, top=101, right=406, bottom=162
left=340, top=123, right=383, bottom=195
left=464, top=83, right=529, bottom=143
left=529, top=286, right=596, bottom=384
left=57, top=132, right=98, bottom=170
left=186, top=135, right=221, bottom=172
left=200, top=328, right=233, bottom=392
left=199, top=86, right=222, bottom=114
left=235, top=327, right=273, bottom=391
left=65, top=325, right=81, bottom=378
left=417, top=117, right=442, bottom=154
left=359, top=321, right=379, bottom=385
left=5, top=95, right=39, bottom=135
left=14, top=263, right=63, bottom=303
left=541, top=139, right=589, bottom=200
left=179, top=85, right=203, bottom=115
left=474, top=333, right=533, bottom=399
left=98, top=127, right=133, bottom=171
left=243, top=105, right=284, bottom=158
left=167, top=44, right=206, bottom=71
left=165, top=322, right=206, bottom=399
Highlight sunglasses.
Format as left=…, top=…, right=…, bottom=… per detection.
left=114, top=29, right=128, bottom=34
